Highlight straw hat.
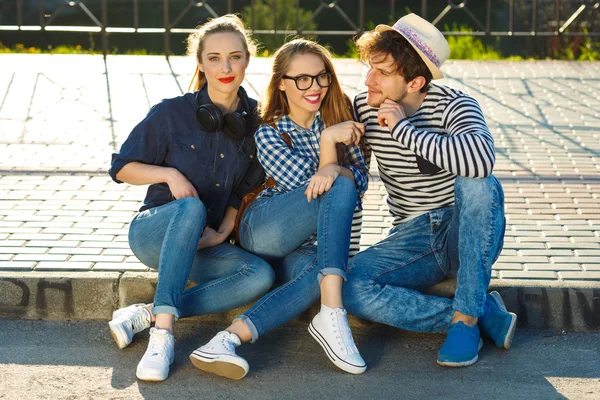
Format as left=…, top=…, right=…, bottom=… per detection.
left=375, top=13, right=450, bottom=79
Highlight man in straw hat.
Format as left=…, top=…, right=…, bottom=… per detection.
left=343, top=14, right=516, bottom=367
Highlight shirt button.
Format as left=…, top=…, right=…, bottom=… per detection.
left=220, top=153, right=225, bottom=158
left=249, top=154, right=254, bottom=159
left=215, top=183, right=220, bottom=187
left=191, top=144, right=195, bottom=149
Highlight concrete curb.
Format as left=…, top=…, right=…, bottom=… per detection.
left=1, top=272, right=598, bottom=332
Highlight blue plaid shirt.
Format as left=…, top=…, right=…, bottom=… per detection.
left=255, top=112, right=369, bottom=204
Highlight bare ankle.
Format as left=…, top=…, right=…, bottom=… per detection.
left=452, top=311, right=478, bottom=327
left=226, top=320, right=252, bottom=343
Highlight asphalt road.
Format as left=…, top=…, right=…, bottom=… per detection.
left=0, top=319, right=598, bottom=399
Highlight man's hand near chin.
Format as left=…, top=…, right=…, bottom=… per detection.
left=377, top=99, right=408, bottom=131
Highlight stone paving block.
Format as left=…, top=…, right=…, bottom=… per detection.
left=492, top=263, right=523, bottom=270
left=69, top=255, right=125, bottom=263
left=559, top=271, right=600, bottom=280
left=3, top=215, right=52, bottom=222
left=0, top=247, right=47, bottom=254
left=0, top=240, right=26, bottom=247
left=36, top=210, right=86, bottom=217
left=27, top=241, right=80, bottom=248
left=80, top=241, right=129, bottom=249
left=525, top=263, right=582, bottom=271
left=34, top=262, right=92, bottom=271
left=103, top=248, right=134, bottom=256
left=61, top=235, right=115, bottom=242
left=500, top=271, right=557, bottom=279
left=520, top=250, right=573, bottom=256
left=41, top=228, right=94, bottom=235
left=573, top=250, right=600, bottom=256
left=53, top=216, right=103, bottom=223
left=23, top=221, right=73, bottom=228
left=0, top=227, right=42, bottom=234
left=104, top=217, right=135, bottom=223
left=503, top=242, right=546, bottom=249
left=548, top=242, right=600, bottom=249
left=568, top=236, right=600, bottom=242
left=13, top=204, right=62, bottom=210
left=74, top=222, right=125, bottom=229
left=14, top=254, right=67, bottom=262
left=0, top=261, right=35, bottom=270
left=48, top=247, right=103, bottom=255
left=60, top=201, right=109, bottom=211
left=10, top=233, right=62, bottom=241
left=553, top=257, right=600, bottom=264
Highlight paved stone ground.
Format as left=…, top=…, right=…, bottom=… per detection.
left=1, top=54, right=600, bottom=282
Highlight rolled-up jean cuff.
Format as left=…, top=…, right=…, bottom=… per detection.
left=452, top=298, right=485, bottom=320
left=317, top=267, right=347, bottom=283
left=152, top=305, right=180, bottom=320
left=234, top=315, right=260, bottom=343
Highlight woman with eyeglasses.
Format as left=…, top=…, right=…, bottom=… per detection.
left=190, top=39, right=369, bottom=379
left=107, top=15, right=275, bottom=382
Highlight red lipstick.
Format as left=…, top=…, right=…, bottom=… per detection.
left=218, top=77, right=235, bottom=84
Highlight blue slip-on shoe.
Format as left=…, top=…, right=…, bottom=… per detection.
left=437, top=322, right=483, bottom=368
left=478, top=291, right=517, bottom=349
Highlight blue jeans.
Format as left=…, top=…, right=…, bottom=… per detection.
left=128, top=197, right=275, bottom=319
left=343, top=175, right=505, bottom=333
left=236, top=246, right=319, bottom=342
left=236, top=176, right=357, bottom=341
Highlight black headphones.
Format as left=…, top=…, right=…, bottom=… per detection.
left=195, top=86, right=251, bottom=142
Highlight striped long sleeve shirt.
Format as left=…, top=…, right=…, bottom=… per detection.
left=354, top=83, right=495, bottom=225
left=254, top=112, right=369, bottom=256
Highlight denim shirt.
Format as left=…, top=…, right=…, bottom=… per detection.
left=109, top=87, right=265, bottom=229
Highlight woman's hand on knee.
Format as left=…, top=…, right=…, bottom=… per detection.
left=305, top=164, right=341, bottom=202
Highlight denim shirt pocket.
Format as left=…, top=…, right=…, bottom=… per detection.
left=168, top=133, right=212, bottom=180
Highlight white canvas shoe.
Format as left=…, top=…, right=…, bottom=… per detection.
left=108, top=303, right=152, bottom=349
left=136, top=328, right=175, bottom=382
left=189, top=331, right=249, bottom=380
left=309, top=304, right=367, bottom=375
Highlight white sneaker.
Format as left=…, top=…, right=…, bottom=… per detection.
left=189, top=331, right=249, bottom=380
left=136, top=328, right=175, bottom=382
left=108, top=303, right=152, bottom=349
left=309, top=304, right=367, bottom=374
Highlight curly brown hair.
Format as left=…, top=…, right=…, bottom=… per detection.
left=356, top=30, right=432, bottom=93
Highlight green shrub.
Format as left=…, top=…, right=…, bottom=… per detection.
left=445, top=25, right=502, bottom=60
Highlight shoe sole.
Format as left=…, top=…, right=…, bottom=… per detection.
left=108, top=320, right=129, bottom=349
left=189, top=351, right=248, bottom=380
left=489, top=291, right=517, bottom=349
left=136, top=368, right=169, bottom=382
left=437, top=339, right=483, bottom=368
left=308, top=322, right=367, bottom=375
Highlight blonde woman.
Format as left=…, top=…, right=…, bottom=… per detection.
left=191, top=39, right=369, bottom=379
left=107, top=15, right=275, bottom=382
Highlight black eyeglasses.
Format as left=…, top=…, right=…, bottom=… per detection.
left=282, top=72, right=332, bottom=90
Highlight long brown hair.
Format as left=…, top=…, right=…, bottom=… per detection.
left=186, top=14, right=258, bottom=92
left=260, top=39, right=353, bottom=127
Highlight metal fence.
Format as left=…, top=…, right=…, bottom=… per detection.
left=1, top=0, right=598, bottom=57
